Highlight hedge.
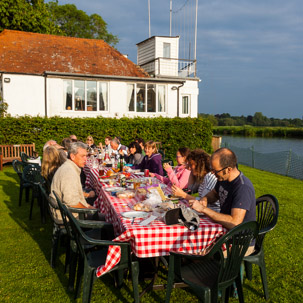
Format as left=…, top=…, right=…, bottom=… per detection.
left=0, top=116, right=213, bottom=159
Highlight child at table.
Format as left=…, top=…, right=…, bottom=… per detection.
left=150, top=147, right=190, bottom=189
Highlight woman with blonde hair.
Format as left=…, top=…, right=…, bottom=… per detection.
left=41, top=146, right=66, bottom=193
left=86, top=135, right=97, bottom=149
left=132, top=140, right=163, bottom=175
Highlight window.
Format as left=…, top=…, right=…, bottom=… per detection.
left=136, top=84, right=146, bottom=112
left=163, top=43, right=171, bottom=58
left=64, top=80, right=73, bottom=110
left=63, top=79, right=108, bottom=112
left=158, top=85, right=166, bottom=112
left=127, top=84, right=135, bottom=111
left=182, top=96, right=189, bottom=115
left=147, top=84, right=156, bottom=112
left=127, top=83, right=167, bottom=114
left=87, top=81, right=97, bottom=111
left=74, top=80, right=85, bottom=111
left=99, top=82, right=108, bottom=111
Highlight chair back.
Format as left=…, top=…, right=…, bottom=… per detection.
left=39, top=184, right=63, bottom=225
left=12, top=159, right=25, bottom=181
left=208, top=221, right=258, bottom=288
left=21, top=152, right=30, bottom=163
left=255, top=194, right=279, bottom=251
left=22, top=164, right=43, bottom=185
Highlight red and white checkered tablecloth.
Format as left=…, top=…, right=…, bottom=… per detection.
left=84, top=165, right=227, bottom=277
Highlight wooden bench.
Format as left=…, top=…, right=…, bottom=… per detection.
left=0, top=143, right=36, bottom=170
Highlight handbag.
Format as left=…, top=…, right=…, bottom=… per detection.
left=164, top=205, right=200, bottom=230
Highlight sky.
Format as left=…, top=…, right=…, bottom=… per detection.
left=49, top=0, right=303, bottom=119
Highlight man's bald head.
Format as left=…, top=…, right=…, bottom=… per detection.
left=211, top=148, right=237, bottom=169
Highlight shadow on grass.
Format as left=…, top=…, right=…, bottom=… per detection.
left=1, top=167, right=143, bottom=302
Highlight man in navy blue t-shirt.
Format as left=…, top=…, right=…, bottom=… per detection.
left=190, top=148, right=256, bottom=230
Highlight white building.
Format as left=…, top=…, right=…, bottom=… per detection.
left=0, top=30, right=199, bottom=118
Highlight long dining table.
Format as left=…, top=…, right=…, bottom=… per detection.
left=83, top=164, right=227, bottom=278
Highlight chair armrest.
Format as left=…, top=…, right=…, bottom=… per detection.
left=68, top=207, right=98, bottom=215
left=78, top=219, right=113, bottom=230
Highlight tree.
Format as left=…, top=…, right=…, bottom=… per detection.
left=0, top=95, right=8, bottom=118
left=0, top=0, right=61, bottom=34
left=47, top=1, right=118, bottom=46
left=252, top=112, right=270, bottom=126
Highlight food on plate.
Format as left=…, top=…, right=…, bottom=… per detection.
left=122, top=172, right=131, bottom=178
left=106, top=170, right=114, bottom=177
left=116, top=190, right=135, bottom=199
left=133, top=202, right=152, bottom=212
left=135, top=188, right=147, bottom=200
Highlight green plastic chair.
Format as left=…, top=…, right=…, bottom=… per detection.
left=22, top=164, right=46, bottom=223
left=54, top=192, right=139, bottom=303
left=165, top=221, right=258, bottom=303
left=39, top=184, right=67, bottom=268
left=243, top=194, right=279, bottom=300
left=12, top=160, right=32, bottom=206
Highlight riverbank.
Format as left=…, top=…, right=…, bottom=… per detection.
left=213, top=126, right=303, bottom=138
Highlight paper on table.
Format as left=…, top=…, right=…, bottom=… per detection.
left=140, top=215, right=157, bottom=226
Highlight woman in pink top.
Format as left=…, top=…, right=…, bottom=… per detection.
left=150, top=147, right=190, bottom=189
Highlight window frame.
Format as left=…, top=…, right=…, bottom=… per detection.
left=181, top=95, right=190, bottom=116
left=127, top=83, right=167, bottom=114
left=63, top=79, right=109, bottom=112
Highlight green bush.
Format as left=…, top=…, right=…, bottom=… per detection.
left=0, top=116, right=213, bottom=158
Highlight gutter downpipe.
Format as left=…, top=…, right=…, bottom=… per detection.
left=44, top=74, right=47, bottom=117
left=173, top=83, right=184, bottom=117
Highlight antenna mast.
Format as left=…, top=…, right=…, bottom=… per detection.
left=170, top=0, right=172, bottom=36
left=148, top=0, right=151, bottom=37
left=194, top=0, right=198, bottom=60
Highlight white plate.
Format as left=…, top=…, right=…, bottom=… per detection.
left=121, top=211, right=150, bottom=218
left=134, top=172, right=144, bottom=175
left=104, top=187, right=123, bottom=192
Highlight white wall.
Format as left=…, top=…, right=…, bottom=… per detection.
left=2, top=75, right=198, bottom=118
left=2, top=74, right=45, bottom=116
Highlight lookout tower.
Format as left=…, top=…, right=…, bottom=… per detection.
left=137, top=36, right=196, bottom=78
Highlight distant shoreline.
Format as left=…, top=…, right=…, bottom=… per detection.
left=213, top=126, right=303, bottom=138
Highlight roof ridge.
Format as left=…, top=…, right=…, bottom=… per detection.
left=0, top=29, right=108, bottom=44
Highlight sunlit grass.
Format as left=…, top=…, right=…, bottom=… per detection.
left=0, top=164, right=302, bottom=302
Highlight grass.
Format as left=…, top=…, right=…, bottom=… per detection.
left=0, top=164, right=302, bottom=302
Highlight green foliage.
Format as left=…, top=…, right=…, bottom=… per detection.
left=0, top=0, right=61, bottom=34
left=0, top=95, right=8, bottom=117
left=199, top=112, right=303, bottom=128
left=0, top=116, right=213, bottom=157
left=213, top=125, right=303, bottom=138
left=47, top=1, right=119, bottom=46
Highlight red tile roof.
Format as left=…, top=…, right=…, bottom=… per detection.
left=0, top=30, right=149, bottom=78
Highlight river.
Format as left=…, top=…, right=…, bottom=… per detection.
left=221, top=135, right=303, bottom=157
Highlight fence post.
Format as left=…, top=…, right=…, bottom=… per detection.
left=251, top=145, right=255, bottom=168
left=286, top=149, right=292, bottom=177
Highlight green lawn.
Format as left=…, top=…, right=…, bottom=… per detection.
left=0, top=164, right=302, bottom=302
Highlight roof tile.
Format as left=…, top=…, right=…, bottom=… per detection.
left=0, top=30, right=149, bottom=78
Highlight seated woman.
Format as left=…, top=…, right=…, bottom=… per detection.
left=171, top=149, right=220, bottom=212
left=120, top=141, right=143, bottom=165
left=86, top=135, right=97, bottom=149
left=150, top=147, right=190, bottom=189
left=41, top=146, right=66, bottom=193
left=132, top=140, right=164, bottom=176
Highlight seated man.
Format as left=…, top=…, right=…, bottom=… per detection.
left=110, top=137, right=127, bottom=159
left=50, top=142, right=101, bottom=220
left=190, top=147, right=256, bottom=254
